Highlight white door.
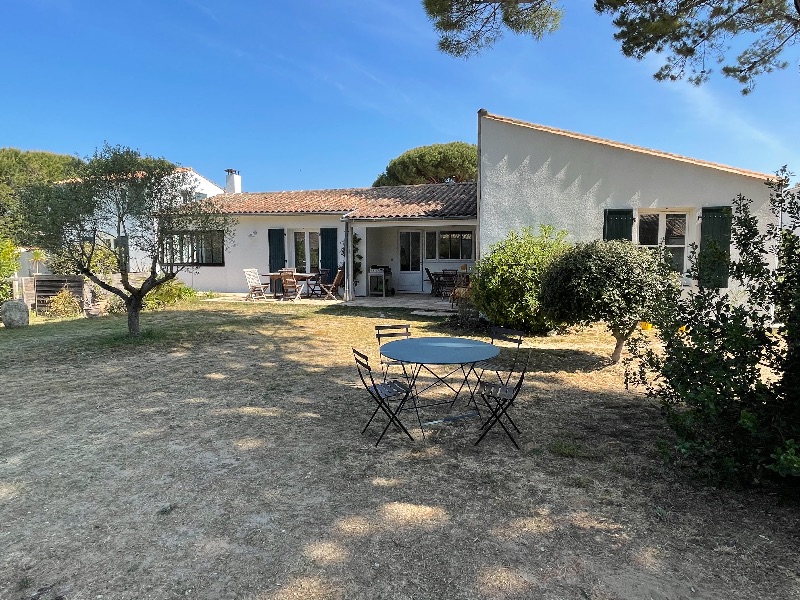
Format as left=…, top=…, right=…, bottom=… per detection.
left=397, top=230, right=423, bottom=291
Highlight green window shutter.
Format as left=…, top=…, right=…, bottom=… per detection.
left=603, top=209, right=633, bottom=241
left=699, top=206, right=732, bottom=288
left=267, top=229, right=286, bottom=272
left=320, top=228, right=338, bottom=276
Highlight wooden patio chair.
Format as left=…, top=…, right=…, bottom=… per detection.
left=424, top=267, right=439, bottom=296
left=280, top=272, right=303, bottom=301
left=438, top=270, right=458, bottom=301
left=243, top=268, right=269, bottom=301
left=306, top=267, right=327, bottom=298
left=320, top=268, right=344, bottom=300
left=450, top=272, right=471, bottom=307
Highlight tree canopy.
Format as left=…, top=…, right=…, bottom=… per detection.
left=372, top=142, right=477, bottom=187
left=423, top=0, right=800, bottom=93
left=20, top=143, right=236, bottom=336
left=539, top=239, right=680, bottom=363
left=0, top=148, right=83, bottom=241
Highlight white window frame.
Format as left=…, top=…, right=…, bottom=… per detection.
left=291, top=229, right=320, bottom=272
left=634, top=209, right=694, bottom=274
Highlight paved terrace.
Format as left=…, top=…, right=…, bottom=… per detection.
left=204, top=292, right=458, bottom=314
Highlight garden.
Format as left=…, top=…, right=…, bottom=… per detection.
left=1, top=299, right=799, bottom=600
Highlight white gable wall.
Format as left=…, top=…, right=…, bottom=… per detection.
left=479, top=116, right=773, bottom=265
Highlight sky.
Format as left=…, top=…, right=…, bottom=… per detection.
left=2, top=0, right=799, bottom=193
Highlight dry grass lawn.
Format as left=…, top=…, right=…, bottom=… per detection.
left=1, top=300, right=798, bottom=600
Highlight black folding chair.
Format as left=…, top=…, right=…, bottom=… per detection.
left=375, top=324, right=411, bottom=382
left=475, top=350, right=530, bottom=449
left=475, top=326, right=526, bottom=386
left=353, top=348, right=414, bottom=446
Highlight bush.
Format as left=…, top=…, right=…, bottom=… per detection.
left=44, top=287, right=83, bottom=319
left=144, top=278, right=197, bottom=310
left=0, top=237, right=19, bottom=303
left=539, top=240, right=680, bottom=363
left=627, top=172, right=800, bottom=484
left=470, top=226, right=569, bottom=333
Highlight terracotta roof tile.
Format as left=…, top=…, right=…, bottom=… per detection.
left=212, top=181, right=477, bottom=220
left=479, top=110, right=773, bottom=181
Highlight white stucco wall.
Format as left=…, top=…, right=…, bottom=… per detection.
left=178, top=215, right=345, bottom=293
left=478, top=116, right=774, bottom=260
left=189, top=170, right=224, bottom=198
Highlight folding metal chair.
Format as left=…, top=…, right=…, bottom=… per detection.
left=475, top=326, right=526, bottom=386
left=375, top=324, right=411, bottom=382
left=353, top=348, right=414, bottom=446
left=475, top=350, right=530, bottom=449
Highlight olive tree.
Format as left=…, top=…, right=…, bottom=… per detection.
left=539, top=239, right=680, bottom=363
left=470, top=225, right=569, bottom=333
left=21, top=144, right=236, bottom=336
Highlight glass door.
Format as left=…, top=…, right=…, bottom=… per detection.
left=397, top=230, right=423, bottom=292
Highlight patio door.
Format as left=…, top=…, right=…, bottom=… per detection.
left=397, top=230, right=423, bottom=292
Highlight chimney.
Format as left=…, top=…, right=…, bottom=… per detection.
left=225, top=169, right=241, bottom=194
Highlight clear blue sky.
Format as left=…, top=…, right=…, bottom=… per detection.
left=2, top=1, right=799, bottom=192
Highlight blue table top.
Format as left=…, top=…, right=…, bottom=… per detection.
left=380, top=336, right=499, bottom=365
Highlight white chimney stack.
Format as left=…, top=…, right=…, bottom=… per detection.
left=225, top=169, right=241, bottom=194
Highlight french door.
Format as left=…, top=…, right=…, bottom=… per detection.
left=397, top=230, right=423, bottom=292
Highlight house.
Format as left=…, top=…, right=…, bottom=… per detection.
left=477, top=109, right=775, bottom=288
left=178, top=170, right=477, bottom=297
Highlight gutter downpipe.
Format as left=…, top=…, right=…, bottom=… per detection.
left=343, top=217, right=354, bottom=301
left=476, top=108, right=486, bottom=261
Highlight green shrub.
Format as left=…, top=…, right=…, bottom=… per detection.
left=627, top=173, right=800, bottom=484
left=44, top=287, right=83, bottom=319
left=539, top=240, right=680, bottom=363
left=470, top=226, right=569, bottom=333
left=104, top=293, right=127, bottom=315
left=144, top=278, right=197, bottom=310
left=0, top=237, right=19, bottom=303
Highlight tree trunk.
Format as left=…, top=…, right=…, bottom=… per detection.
left=610, top=324, right=638, bottom=363
left=611, top=335, right=626, bottom=364
left=126, top=296, right=143, bottom=337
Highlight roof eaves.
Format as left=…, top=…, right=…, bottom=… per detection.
left=479, top=109, right=773, bottom=181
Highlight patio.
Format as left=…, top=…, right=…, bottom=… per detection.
left=208, top=291, right=459, bottom=313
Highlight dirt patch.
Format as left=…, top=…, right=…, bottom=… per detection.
left=1, top=303, right=798, bottom=599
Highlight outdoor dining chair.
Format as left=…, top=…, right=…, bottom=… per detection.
left=475, top=326, right=526, bottom=387
left=243, top=268, right=269, bottom=301
left=280, top=273, right=303, bottom=301
left=375, top=324, right=411, bottom=382
left=353, top=348, right=414, bottom=446
left=306, top=267, right=330, bottom=297
left=320, top=268, right=344, bottom=300
left=438, top=270, right=458, bottom=300
left=475, top=350, right=530, bottom=449
left=424, top=267, right=439, bottom=297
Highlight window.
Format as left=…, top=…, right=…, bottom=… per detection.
left=637, top=212, right=687, bottom=273
left=425, top=230, right=474, bottom=260
left=161, top=230, right=224, bottom=266
left=293, top=230, right=319, bottom=272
